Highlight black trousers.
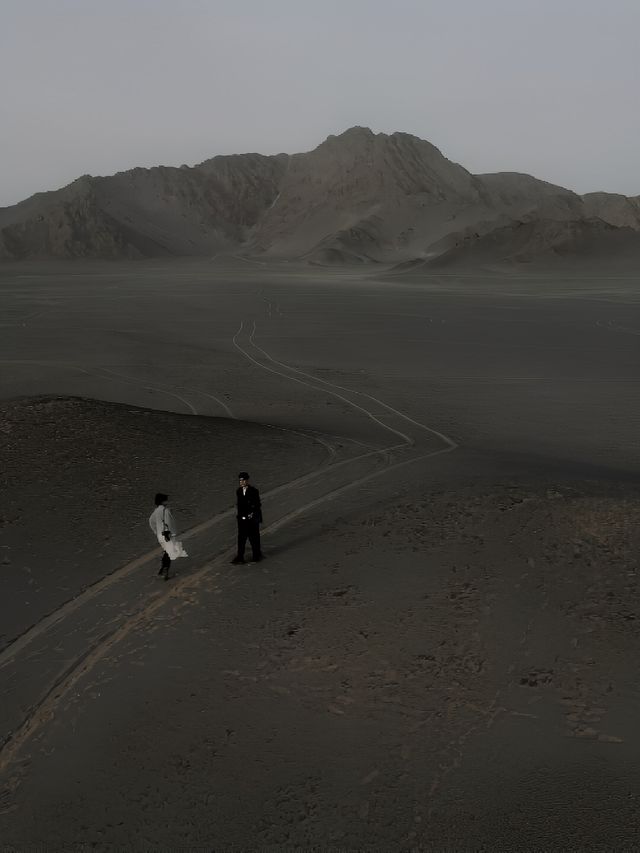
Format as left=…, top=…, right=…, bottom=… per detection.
left=161, top=551, right=171, bottom=570
left=237, top=520, right=261, bottom=560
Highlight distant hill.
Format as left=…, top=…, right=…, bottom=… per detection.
left=0, top=155, right=287, bottom=259
left=389, top=218, right=640, bottom=274
left=1, top=127, right=638, bottom=265
left=582, top=192, right=640, bottom=229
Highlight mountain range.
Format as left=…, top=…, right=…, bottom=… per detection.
left=1, top=126, right=639, bottom=267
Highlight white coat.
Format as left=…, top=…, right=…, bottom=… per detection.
left=149, top=504, right=188, bottom=561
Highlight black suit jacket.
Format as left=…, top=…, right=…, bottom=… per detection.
left=236, top=485, right=262, bottom=523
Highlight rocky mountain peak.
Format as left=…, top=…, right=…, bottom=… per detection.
left=2, top=128, right=639, bottom=264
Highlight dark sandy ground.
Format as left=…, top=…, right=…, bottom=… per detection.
left=1, top=259, right=640, bottom=850
left=0, top=395, right=331, bottom=649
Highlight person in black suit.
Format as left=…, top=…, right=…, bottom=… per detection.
left=231, top=472, right=263, bottom=564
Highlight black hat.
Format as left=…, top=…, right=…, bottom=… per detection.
left=238, top=472, right=250, bottom=479
left=155, top=492, right=169, bottom=505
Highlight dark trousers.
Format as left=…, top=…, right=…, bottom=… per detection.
left=161, top=551, right=171, bottom=571
left=237, top=520, right=261, bottom=560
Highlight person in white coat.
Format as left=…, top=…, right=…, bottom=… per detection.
left=149, top=492, right=187, bottom=580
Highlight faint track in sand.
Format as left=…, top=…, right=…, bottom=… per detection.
left=245, top=320, right=456, bottom=451
left=0, top=439, right=458, bottom=782
left=95, top=366, right=235, bottom=418
left=232, top=320, right=415, bottom=446
left=0, top=318, right=459, bottom=782
left=0, top=359, right=235, bottom=418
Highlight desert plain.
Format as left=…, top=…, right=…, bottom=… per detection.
left=1, top=257, right=640, bottom=850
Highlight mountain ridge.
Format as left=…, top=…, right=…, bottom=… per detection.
left=1, top=127, right=638, bottom=265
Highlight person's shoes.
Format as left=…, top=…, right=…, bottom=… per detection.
left=253, top=553, right=263, bottom=562
left=158, top=566, right=166, bottom=576
left=231, top=557, right=244, bottom=565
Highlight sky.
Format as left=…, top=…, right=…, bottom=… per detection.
left=1, top=0, right=639, bottom=206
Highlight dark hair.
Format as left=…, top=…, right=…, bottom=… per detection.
left=238, top=472, right=250, bottom=479
left=155, top=493, right=169, bottom=505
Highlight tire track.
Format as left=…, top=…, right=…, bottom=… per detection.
left=0, top=441, right=379, bottom=672
left=0, top=435, right=457, bottom=778
left=1, top=319, right=454, bottom=673
left=0, top=359, right=234, bottom=418
left=0, top=317, right=459, bottom=778
left=233, top=320, right=414, bottom=446
left=247, top=321, right=457, bottom=450
left=92, top=367, right=199, bottom=415
left=97, top=366, right=235, bottom=419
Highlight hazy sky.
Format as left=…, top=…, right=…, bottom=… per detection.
left=1, top=0, right=639, bottom=206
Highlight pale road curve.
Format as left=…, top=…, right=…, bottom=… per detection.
left=93, top=366, right=199, bottom=415
left=0, top=314, right=429, bottom=676
left=0, top=317, right=459, bottom=777
left=0, top=360, right=235, bottom=419
left=247, top=320, right=457, bottom=450
left=0, top=359, right=202, bottom=417
left=97, top=366, right=235, bottom=419
left=0, top=443, right=384, bottom=674
left=0, top=438, right=458, bottom=777
left=232, top=320, right=415, bottom=446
